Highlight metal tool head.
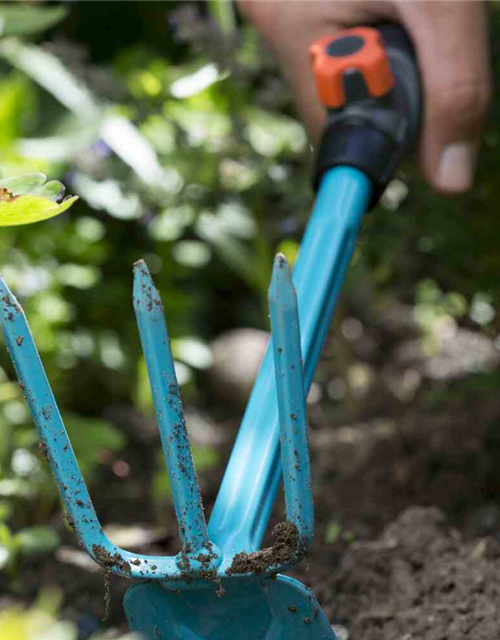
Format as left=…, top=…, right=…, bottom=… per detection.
left=124, top=574, right=335, bottom=640
left=0, top=256, right=336, bottom=639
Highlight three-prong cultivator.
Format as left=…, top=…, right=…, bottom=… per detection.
left=0, top=23, right=420, bottom=640
left=0, top=256, right=335, bottom=639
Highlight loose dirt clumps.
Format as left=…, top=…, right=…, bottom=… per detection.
left=226, top=521, right=300, bottom=575
left=92, top=545, right=131, bottom=575
left=318, top=507, right=500, bottom=640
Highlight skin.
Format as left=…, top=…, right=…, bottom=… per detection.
left=237, top=1, right=492, bottom=194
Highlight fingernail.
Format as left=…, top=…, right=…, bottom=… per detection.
left=437, top=142, right=476, bottom=192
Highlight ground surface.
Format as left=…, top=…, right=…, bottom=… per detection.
left=5, top=303, right=500, bottom=639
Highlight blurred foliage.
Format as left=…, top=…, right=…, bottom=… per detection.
left=0, top=1, right=497, bottom=631
left=0, top=585, right=138, bottom=640
left=0, top=522, right=59, bottom=579
left=152, top=443, right=220, bottom=519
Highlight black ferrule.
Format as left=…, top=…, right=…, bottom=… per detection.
left=314, top=122, right=399, bottom=200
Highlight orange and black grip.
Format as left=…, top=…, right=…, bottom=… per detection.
left=311, top=24, right=421, bottom=206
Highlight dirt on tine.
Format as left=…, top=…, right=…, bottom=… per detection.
left=38, top=441, right=50, bottom=462
left=226, top=521, right=300, bottom=575
left=92, top=545, right=131, bottom=575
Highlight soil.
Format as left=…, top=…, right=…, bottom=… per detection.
left=5, top=307, right=500, bottom=639
left=321, top=506, right=500, bottom=639
left=226, top=521, right=300, bottom=575
left=92, top=545, right=132, bottom=574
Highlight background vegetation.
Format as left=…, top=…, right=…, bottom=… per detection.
left=0, top=2, right=498, bottom=638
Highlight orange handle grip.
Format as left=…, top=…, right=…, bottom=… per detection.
left=310, top=27, right=394, bottom=109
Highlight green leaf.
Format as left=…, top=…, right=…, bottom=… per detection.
left=35, top=181, right=66, bottom=202
left=0, top=4, right=68, bottom=37
left=0, top=171, right=74, bottom=226
left=14, top=525, right=60, bottom=556
left=0, top=522, right=13, bottom=550
left=0, top=38, right=97, bottom=118
left=0, top=194, right=78, bottom=226
left=0, top=173, right=46, bottom=193
left=0, top=173, right=65, bottom=201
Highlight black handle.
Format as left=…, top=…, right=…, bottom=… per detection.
left=311, top=24, right=422, bottom=207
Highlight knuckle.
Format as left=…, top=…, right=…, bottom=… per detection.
left=431, top=78, right=491, bottom=127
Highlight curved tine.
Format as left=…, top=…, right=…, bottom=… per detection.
left=268, top=255, right=313, bottom=550
left=133, top=261, right=211, bottom=555
left=0, top=277, right=179, bottom=580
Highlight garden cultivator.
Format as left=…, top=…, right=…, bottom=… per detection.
left=0, top=24, right=419, bottom=640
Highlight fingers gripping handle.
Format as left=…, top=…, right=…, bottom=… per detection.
left=311, top=24, right=422, bottom=205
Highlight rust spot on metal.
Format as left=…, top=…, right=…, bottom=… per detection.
left=16, top=336, right=23, bottom=347
left=288, top=605, right=297, bottom=613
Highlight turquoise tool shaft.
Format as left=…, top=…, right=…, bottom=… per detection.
left=209, top=166, right=372, bottom=553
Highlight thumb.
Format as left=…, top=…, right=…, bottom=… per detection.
left=399, top=2, right=491, bottom=193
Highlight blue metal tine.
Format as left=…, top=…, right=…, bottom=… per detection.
left=0, top=276, right=180, bottom=579
left=133, top=260, right=210, bottom=554
left=268, top=254, right=313, bottom=547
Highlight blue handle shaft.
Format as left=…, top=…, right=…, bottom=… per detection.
left=208, top=166, right=372, bottom=553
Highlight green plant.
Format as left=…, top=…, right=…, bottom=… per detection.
left=0, top=173, right=78, bottom=225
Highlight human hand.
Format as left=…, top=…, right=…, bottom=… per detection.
left=237, top=1, right=491, bottom=194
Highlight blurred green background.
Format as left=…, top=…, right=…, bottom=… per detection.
left=0, top=2, right=498, bottom=638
